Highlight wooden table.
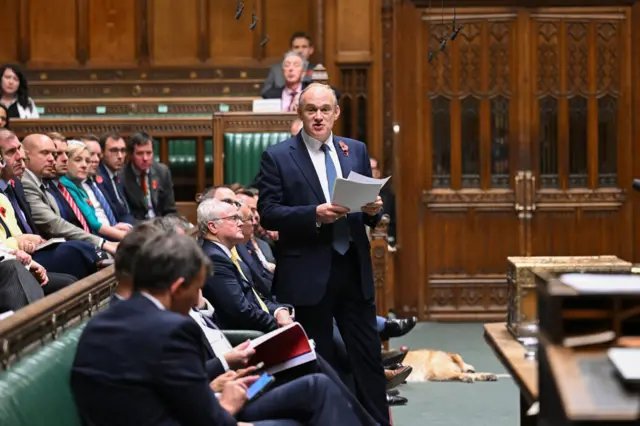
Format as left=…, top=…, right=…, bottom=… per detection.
left=539, top=342, right=640, bottom=425
left=484, top=323, right=538, bottom=426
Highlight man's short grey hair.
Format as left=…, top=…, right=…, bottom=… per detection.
left=197, top=198, right=233, bottom=237
left=298, top=83, right=338, bottom=109
left=282, top=50, right=306, bottom=68
left=150, top=215, right=194, bottom=233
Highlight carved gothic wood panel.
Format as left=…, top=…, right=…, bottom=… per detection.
left=419, top=12, right=522, bottom=321
left=391, top=5, right=634, bottom=321
left=528, top=10, right=633, bottom=261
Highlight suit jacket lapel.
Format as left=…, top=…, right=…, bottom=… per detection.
left=122, top=165, right=147, bottom=212
left=148, top=166, right=160, bottom=210
left=289, top=133, right=324, bottom=203
left=333, top=137, right=352, bottom=178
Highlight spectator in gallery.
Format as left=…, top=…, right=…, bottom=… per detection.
left=0, top=64, right=39, bottom=119
left=261, top=31, right=315, bottom=97
left=0, top=105, right=9, bottom=129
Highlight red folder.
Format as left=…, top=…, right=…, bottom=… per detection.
left=249, top=323, right=316, bottom=374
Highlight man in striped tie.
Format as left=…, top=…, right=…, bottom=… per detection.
left=20, top=134, right=118, bottom=255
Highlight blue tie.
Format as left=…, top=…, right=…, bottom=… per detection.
left=320, top=144, right=350, bottom=255
left=89, top=180, right=117, bottom=226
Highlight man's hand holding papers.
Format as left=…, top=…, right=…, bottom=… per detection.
left=331, top=171, right=390, bottom=214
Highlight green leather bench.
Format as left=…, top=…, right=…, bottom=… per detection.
left=0, top=323, right=86, bottom=426
left=160, top=133, right=289, bottom=187
left=223, top=132, right=289, bottom=186
left=0, top=321, right=262, bottom=426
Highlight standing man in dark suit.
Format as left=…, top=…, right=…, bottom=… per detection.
left=120, top=132, right=176, bottom=222
left=257, top=83, right=389, bottom=426
left=96, top=132, right=133, bottom=224
left=71, top=231, right=369, bottom=426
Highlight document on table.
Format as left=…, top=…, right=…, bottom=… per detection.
left=331, top=171, right=391, bottom=212
left=559, top=273, right=640, bottom=294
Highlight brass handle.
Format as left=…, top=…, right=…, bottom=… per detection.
left=515, top=171, right=524, bottom=212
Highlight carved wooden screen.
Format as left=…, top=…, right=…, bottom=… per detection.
left=416, top=7, right=633, bottom=321
left=422, top=12, right=520, bottom=321
left=527, top=10, right=632, bottom=259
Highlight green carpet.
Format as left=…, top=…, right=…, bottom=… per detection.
left=389, top=322, right=518, bottom=426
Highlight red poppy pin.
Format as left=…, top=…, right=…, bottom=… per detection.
left=0, top=207, right=5, bottom=217
left=338, top=141, right=349, bottom=157
left=95, top=175, right=103, bottom=184
left=152, top=180, right=158, bottom=190
left=9, top=179, right=14, bottom=187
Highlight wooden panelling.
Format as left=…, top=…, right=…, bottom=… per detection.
left=0, top=0, right=20, bottom=62
left=390, top=4, right=635, bottom=321
left=150, top=0, right=201, bottom=66
left=263, top=0, right=312, bottom=61
left=336, top=0, right=372, bottom=62
left=29, top=0, right=77, bottom=66
left=88, top=0, right=137, bottom=66
left=208, top=0, right=255, bottom=66
left=0, top=0, right=322, bottom=69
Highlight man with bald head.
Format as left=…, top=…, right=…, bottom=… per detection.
left=0, top=131, right=101, bottom=280
left=21, top=134, right=118, bottom=255
left=258, top=83, right=389, bottom=425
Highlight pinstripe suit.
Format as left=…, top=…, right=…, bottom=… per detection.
left=0, top=259, right=44, bottom=313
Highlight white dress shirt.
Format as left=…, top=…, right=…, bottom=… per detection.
left=82, top=180, right=110, bottom=226
left=300, top=129, right=343, bottom=203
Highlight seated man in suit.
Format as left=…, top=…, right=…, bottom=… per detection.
left=72, top=231, right=370, bottom=426
left=198, top=198, right=293, bottom=333
left=120, top=132, right=177, bottom=221
left=236, top=190, right=276, bottom=273
left=20, top=134, right=118, bottom=255
left=235, top=203, right=274, bottom=297
left=261, top=32, right=315, bottom=97
left=262, top=51, right=306, bottom=112
left=96, top=132, right=133, bottom=224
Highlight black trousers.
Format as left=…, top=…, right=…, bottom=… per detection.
left=294, top=246, right=390, bottom=426
left=0, top=259, right=44, bottom=312
left=240, top=373, right=366, bottom=426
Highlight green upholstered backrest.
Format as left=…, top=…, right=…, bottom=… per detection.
left=224, top=132, right=290, bottom=186
left=0, top=323, right=86, bottom=426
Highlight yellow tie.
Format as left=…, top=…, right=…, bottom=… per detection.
left=231, top=248, right=269, bottom=313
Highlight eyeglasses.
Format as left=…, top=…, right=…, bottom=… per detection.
left=214, top=215, right=243, bottom=223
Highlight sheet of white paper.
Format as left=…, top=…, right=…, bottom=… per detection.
left=608, top=348, right=640, bottom=381
left=559, top=273, right=640, bottom=294
left=331, top=171, right=390, bottom=212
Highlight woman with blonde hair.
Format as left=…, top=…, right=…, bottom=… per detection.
left=60, top=140, right=130, bottom=241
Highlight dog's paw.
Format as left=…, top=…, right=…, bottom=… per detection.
left=460, top=375, right=474, bottom=383
left=463, top=363, right=476, bottom=373
left=482, top=374, right=498, bottom=382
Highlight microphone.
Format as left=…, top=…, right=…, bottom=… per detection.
left=632, top=179, right=640, bottom=192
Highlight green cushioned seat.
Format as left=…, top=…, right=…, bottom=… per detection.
left=0, top=321, right=263, bottom=426
left=0, top=323, right=87, bottom=426
left=224, top=132, right=290, bottom=186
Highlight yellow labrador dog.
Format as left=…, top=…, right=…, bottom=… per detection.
left=403, top=350, right=499, bottom=383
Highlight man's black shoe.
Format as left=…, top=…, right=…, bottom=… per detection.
left=379, top=316, right=417, bottom=341
left=386, top=393, right=408, bottom=406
